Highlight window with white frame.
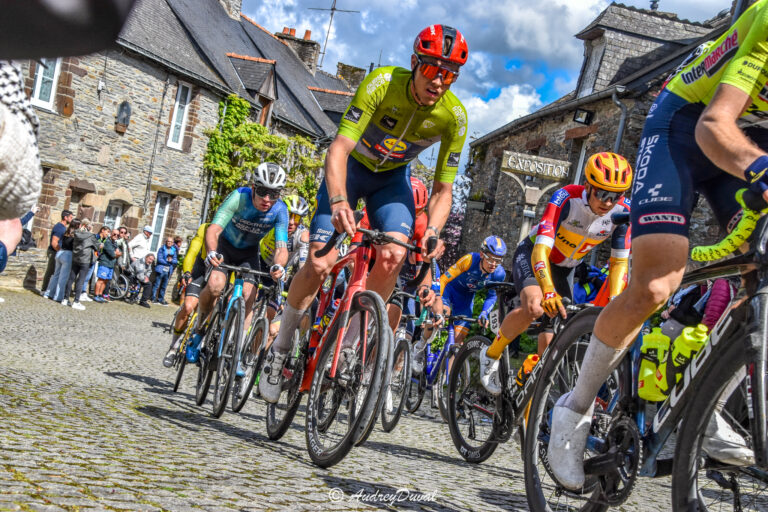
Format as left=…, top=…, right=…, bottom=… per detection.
left=104, top=201, right=124, bottom=229
left=150, top=193, right=171, bottom=252
left=167, top=83, right=192, bottom=149
left=30, top=58, right=62, bottom=110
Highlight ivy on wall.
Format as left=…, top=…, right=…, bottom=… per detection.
left=203, top=94, right=324, bottom=215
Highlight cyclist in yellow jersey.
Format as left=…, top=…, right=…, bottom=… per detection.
left=261, top=24, right=470, bottom=403
left=549, top=1, right=768, bottom=490
left=162, top=223, right=208, bottom=367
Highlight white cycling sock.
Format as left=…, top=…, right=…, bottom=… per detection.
left=273, top=303, right=306, bottom=354
left=564, top=333, right=626, bottom=414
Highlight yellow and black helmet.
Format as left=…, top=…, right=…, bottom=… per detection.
left=584, top=152, right=633, bottom=192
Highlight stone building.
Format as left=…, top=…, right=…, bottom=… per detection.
left=459, top=3, right=730, bottom=266
left=3, top=0, right=362, bottom=289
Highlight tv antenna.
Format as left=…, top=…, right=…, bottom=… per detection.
left=308, top=1, right=360, bottom=68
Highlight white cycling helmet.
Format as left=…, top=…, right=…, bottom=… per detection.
left=284, top=194, right=310, bottom=216
left=252, top=162, right=287, bottom=189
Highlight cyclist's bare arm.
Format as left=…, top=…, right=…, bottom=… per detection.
left=696, top=84, right=767, bottom=184
left=324, top=134, right=356, bottom=237
left=422, top=180, right=452, bottom=259
left=204, top=224, right=222, bottom=254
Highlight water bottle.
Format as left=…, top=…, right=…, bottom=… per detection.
left=315, top=298, right=340, bottom=331
left=637, top=327, right=670, bottom=402
left=664, top=324, right=708, bottom=392
left=516, top=354, right=540, bottom=387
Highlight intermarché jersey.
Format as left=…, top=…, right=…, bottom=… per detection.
left=338, top=66, right=468, bottom=183
left=212, top=187, right=288, bottom=250
left=440, top=252, right=506, bottom=314
left=531, top=185, right=631, bottom=268
left=664, top=0, right=768, bottom=127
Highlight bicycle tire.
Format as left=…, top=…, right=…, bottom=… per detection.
left=447, top=335, right=500, bottom=463
left=266, top=329, right=307, bottom=440
left=211, top=296, right=244, bottom=418
left=381, top=336, right=411, bottom=432
left=232, top=316, right=268, bottom=412
left=173, top=311, right=197, bottom=393
left=110, top=273, right=129, bottom=300
left=406, top=370, right=426, bottom=414
left=195, top=309, right=220, bottom=406
left=670, top=329, right=767, bottom=511
left=353, top=294, right=392, bottom=446
left=305, top=290, right=388, bottom=467
left=523, top=306, right=618, bottom=512
left=437, top=344, right=467, bottom=424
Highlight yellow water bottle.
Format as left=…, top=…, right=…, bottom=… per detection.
left=664, top=324, right=708, bottom=392
left=638, top=328, right=670, bottom=402
left=516, top=354, right=540, bottom=387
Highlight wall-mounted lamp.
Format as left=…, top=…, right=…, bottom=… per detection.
left=115, top=101, right=131, bottom=134
left=573, top=108, right=594, bottom=125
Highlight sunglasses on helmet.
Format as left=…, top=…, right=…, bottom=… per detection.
left=416, top=56, right=460, bottom=85
left=254, top=186, right=281, bottom=200
left=590, top=186, right=625, bottom=203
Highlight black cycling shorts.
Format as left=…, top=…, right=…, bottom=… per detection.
left=211, top=233, right=263, bottom=285
left=184, top=257, right=207, bottom=298
left=512, top=238, right=573, bottom=300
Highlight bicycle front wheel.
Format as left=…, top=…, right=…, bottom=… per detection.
left=195, top=310, right=220, bottom=406
left=110, top=273, right=129, bottom=300
left=305, top=290, right=388, bottom=467
left=447, top=335, right=499, bottom=463
left=232, top=316, right=268, bottom=413
left=437, top=343, right=468, bottom=424
left=523, top=306, right=624, bottom=512
left=211, top=297, right=245, bottom=418
left=381, top=335, right=411, bottom=432
left=173, top=311, right=197, bottom=393
left=266, top=328, right=307, bottom=441
left=671, top=324, right=768, bottom=511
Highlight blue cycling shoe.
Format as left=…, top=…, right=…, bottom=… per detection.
left=185, top=333, right=203, bottom=363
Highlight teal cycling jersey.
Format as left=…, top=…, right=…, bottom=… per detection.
left=212, top=187, right=288, bottom=249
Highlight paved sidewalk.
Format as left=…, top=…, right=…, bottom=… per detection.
left=0, top=289, right=671, bottom=511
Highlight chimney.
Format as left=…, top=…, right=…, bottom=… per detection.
left=338, top=62, right=367, bottom=91
left=218, top=0, right=242, bottom=20
left=274, top=28, right=321, bottom=75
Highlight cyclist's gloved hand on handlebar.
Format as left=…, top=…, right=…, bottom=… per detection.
left=744, top=155, right=768, bottom=203
left=418, top=285, right=436, bottom=307
left=204, top=251, right=223, bottom=268
left=270, top=264, right=285, bottom=281
left=541, top=291, right=567, bottom=319
left=182, top=271, right=192, bottom=285
left=478, top=311, right=490, bottom=329
left=419, top=232, right=444, bottom=261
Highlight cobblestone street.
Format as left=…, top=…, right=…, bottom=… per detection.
left=0, top=290, right=671, bottom=511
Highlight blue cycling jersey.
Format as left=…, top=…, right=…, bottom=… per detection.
left=212, top=187, right=288, bottom=249
left=440, top=252, right=506, bottom=315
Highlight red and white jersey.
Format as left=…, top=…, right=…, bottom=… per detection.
left=529, top=185, right=631, bottom=268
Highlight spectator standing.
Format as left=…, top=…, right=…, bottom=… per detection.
left=41, top=209, right=73, bottom=292
left=113, top=227, right=129, bottom=274
left=65, top=219, right=97, bottom=310
left=152, top=236, right=177, bottom=304
left=93, top=227, right=119, bottom=302
left=44, top=218, right=78, bottom=302
left=128, top=226, right=153, bottom=262
left=130, top=253, right=155, bottom=308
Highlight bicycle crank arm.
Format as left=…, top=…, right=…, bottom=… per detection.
left=583, top=447, right=623, bottom=476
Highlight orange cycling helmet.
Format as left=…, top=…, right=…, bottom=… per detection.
left=584, top=152, right=633, bottom=192
left=414, top=25, right=468, bottom=66
left=411, top=177, right=429, bottom=210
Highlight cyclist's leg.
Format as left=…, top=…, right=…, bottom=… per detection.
left=363, top=166, right=414, bottom=302
left=549, top=91, right=702, bottom=489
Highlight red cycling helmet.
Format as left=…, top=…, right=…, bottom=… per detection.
left=411, top=177, right=429, bottom=210
left=413, top=25, right=468, bottom=66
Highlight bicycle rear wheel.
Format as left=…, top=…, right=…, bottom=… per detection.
left=211, top=297, right=244, bottom=418
left=381, top=335, right=411, bottom=432
left=523, top=306, right=624, bottom=512
left=406, top=370, right=426, bottom=414
left=447, top=335, right=499, bottom=463
left=671, top=323, right=768, bottom=511
left=232, top=316, right=268, bottom=412
left=305, top=290, right=388, bottom=467
left=266, top=329, right=307, bottom=440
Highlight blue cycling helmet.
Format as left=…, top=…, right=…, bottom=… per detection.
left=481, top=235, right=507, bottom=257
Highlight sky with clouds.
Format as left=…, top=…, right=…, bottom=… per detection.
left=242, top=0, right=730, bottom=165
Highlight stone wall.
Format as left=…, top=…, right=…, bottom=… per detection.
left=20, top=49, right=221, bottom=253
left=459, top=89, right=719, bottom=269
